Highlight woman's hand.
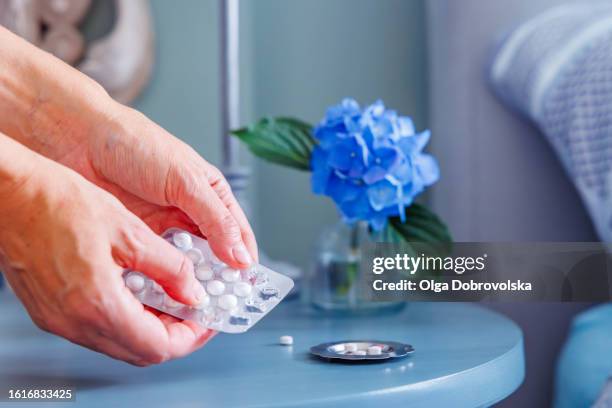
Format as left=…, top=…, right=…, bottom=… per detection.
left=0, top=26, right=258, bottom=269
left=0, top=136, right=214, bottom=366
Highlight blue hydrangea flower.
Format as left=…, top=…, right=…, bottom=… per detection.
left=311, top=98, right=439, bottom=231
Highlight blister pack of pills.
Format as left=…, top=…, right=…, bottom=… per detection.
left=123, top=228, right=294, bottom=334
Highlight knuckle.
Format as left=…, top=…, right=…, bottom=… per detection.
left=175, top=254, right=194, bottom=284
left=211, top=176, right=234, bottom=205
left=166, top=163, right=201, bottom=205
left=212, top=212, right=241, bottom=243
left=115, top=225, right=147, bottom=269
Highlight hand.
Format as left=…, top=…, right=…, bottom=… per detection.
left=0, top=144, right=214, bottom=366
left=0, top=26, right=258, bottom=269
left=80, top=102, right=259, bottom=269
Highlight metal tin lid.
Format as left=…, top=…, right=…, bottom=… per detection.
left=310, top=340, right=414, bottom=362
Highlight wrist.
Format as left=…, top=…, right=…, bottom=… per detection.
left=0, top=27, right=114, bottom=165
left=0, top=136, right=48, bottom=217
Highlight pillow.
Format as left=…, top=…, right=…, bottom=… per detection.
left=489, top=2, right=612, bottom=241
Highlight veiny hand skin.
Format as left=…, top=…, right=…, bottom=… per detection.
left=0, top=26, right=257, bottom=365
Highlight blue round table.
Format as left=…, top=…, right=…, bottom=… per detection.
left=0, top=292, right=524, bottom=407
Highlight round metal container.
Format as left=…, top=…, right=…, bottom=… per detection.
left=310, top=340, right=414, bottom=362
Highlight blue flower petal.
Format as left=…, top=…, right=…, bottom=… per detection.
left=326, top=174, right=362, bottom=204
left=367, top=180, right=398, bottom=211
left=311, top=148, right=331, bottom=194
left=415, top=153, right=440, bottom=186
left=363, top=166, right=387, bottom=184
left=339, top=192, right=371, bottom=220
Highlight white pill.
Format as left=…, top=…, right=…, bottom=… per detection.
left=345, top=343, right=358, bottom=353
left=233, top=281, right=252, bottom=297
left=332, top=344, right=346, bottom=353
left=125, top=273, right=145, bottom=292
left=279, top=335, right=293, bottom=346
left=173, top=232, right=193, bottom=250
left=367, top=346, right=382, bottom=355
left=186, top=248, right=204, bottom=265
left=194, top=294, right=210, bottom=309
left=218, top=294, right=238, bottom=310
left=164, top=296, right=182, bottom=308
left=206, top=280, right=225, bottom=296
left=195, top=265, right=214, bottom=281
left=221, top=268, right=240, bottom=282
left=354, top=350, right=367, bottom=356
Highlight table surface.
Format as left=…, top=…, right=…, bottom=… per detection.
left=0, top=292, right=524, bottom=408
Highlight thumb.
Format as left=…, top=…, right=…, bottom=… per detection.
left=112, top=221, right=206, bottom=306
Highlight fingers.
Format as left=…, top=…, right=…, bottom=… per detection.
left=157, top=314, right=217, bottom=358
left=111, top=219, right=206, bottom=306
left=111, top=287, right=215, bottom=365
left=208, top=168, right=259, bottom=264
left=166, top=161, right=258, bottom=268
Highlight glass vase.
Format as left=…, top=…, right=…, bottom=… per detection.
left=306, top=221, right=404, bottom=313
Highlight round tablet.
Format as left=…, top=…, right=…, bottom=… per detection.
left=331, top=344, right=346, bottom=353
left=186, top=248, right=204, bottom=265
left=206, top=280, right=225, bottom=296
left=233, top=281, right=252, bottom=297
left=195, top=265, right=214, bottom=281
left=218, top=294, right=238, bottom=310
left=173, top=232, right=193, bottom=250
left=221, top=268, right=240, bottom=282
left=125, top=273, right=145, bottom=292
left=367, top=346, right=382, bottom=355
left=194, top=294, right=210, bottom=309
left=279, top=335, right=293, bottom=346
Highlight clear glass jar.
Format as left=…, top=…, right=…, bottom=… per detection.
left=306, top=221, right=404, bottom=312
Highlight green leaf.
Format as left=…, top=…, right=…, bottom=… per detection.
left=388, top=203, right=453, bottom=256
left=231, top=117, right=316, bottom=171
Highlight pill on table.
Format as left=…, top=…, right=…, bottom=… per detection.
left=206, top=280, right=225, bottom=296
left=218, top=294, right=238, bottom=310
left=221, top=268, right=240, bottom=282
left=279, top=335, right=293, bottom=346
left=125, top=273, right=145, bottom=292
left=195, top=265, right=214, bottom=281
left=354, top=350, right=367, bottom=356
left=332, top=344, right=346, bottom=353
left=173, top=232, right=193, bottom=250
left=345, top=343, right=358, bottom=353
left=186, top=248, right=204, bottom=265
left=367, top=346, right=382, bottom=355
left=233, top=281, right=252, bottom=297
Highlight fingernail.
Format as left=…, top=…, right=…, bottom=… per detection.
left=193, top=281, right=206, bottom=302
left=232, top=244, right=252, bottom=266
